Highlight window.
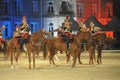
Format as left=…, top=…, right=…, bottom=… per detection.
left=5, top=27, right=8, bottom=37
left=30, top=23, right=37, bottom=33
left=48, top=2, right=54, bottom=13
left=14, top=0, right=20, bottom=15
left=91, top=3, right=97, bottom=16
left=32, top=1, right=38, bottom=16
left=77, top=3, right=84, bottom=17
left=59, top=1, right=72, bottom=14
left=4, top=2, right=9, bottom=15
left=107, top=2, right=113, bottom=18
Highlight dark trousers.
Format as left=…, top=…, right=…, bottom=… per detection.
left=63, top=36, right=70, bottom=50
left=18, top=36, right=24, bottom=50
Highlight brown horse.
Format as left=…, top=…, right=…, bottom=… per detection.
left=91, top=32, right=106, bottom=64
left=6, top=38, right=21, bottom=69
left=24, top=30, right=46, bottom=69
left=44, top=36, right=80, bottom=68
left=0, top=39, right=7, bottom=60
left=76, top=32, right=96, bottom=65
left=7, top=30, right=45, bottom=69
left=44, top=31, right=96, bottom=67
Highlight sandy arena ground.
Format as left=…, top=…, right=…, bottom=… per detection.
left=0, top=51, right=120, bottom=80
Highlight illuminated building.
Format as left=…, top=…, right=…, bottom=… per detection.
left=0, top=0, right=114, bottom=38
left=0, top=0, right=42, bottom=38
left=42, top=0, right=113, bottom=36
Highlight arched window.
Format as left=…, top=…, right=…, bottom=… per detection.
left=14, top=0, right=20, bottom=15
left=32, top=1, right=38, bottom=16
left=47, top=2, right=54, bottom=15
left=91, top=3, right=97, bottom=16
left=59, top=1, right=72, bottom=14
left=4, top=2, right=9, bottom=15
left=77, top=3, right=84, bottom=17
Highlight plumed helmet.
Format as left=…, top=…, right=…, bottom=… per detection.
left=1, top=25, right=5, bottom=30
left=16, top=25, right=19, bottom=29
left=66, top=16, right=69, bottom=19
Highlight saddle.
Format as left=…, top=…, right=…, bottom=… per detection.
left=15, top=33, right=30, bottom=47
left=59, top=34, right=74, bottom=43
left=21, top=32, right=30, bottom=39
left=0, top=38, right=4, bottom=42
left=64, top=32, right=73, bottom=39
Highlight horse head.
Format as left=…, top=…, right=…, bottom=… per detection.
left=76, top=31, right=92, bottom=44
left=30, top=30, right=46, bottom=45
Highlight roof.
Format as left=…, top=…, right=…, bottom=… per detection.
left=104, top=16, right=120, bottom=31
left=84, top=15, right=105, bottom=30
left=69, top=16, right=79, bottom=31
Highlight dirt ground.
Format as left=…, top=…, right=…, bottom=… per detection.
left=0, top=51, right=120, bottom=80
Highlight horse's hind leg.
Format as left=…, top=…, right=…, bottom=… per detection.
left=89, top=51, right=94, bottom=65
left=97, top=49, right=102, bottom=64
left=78, top=52, right=82, bottom=64
left=49, top=54, right=52, bottom=64
left=33, top=52, right=35, bottom=68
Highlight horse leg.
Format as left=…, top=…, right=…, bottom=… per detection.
left=10, top=52, right=14, bottom=69
left=28, top=51, right=31, bottom=69
left=99, top=50, right=102, bottom=64
left=49, top=54, right=52, bottom=65
left=66, top=53, right=70, bottom=63
left=14, top=48, right=21, bottom=69
left=97, top=49, right=102, bottom=64
left=33, top=52, right=35, bottom=68
left=78, top=52, right=82, bottom=64
left=52, top=52, right=55, bottom=65
left=89, top=51, right=93, bottom=65
left=72, top=52, right=77, bottom=68
left=92, top=50, right=95, bottom=65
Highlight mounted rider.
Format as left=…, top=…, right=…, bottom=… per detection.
left=0, top=25, right=7, bottom=49
left=88, top=21, right=101, bottom=35
left=19, top=15, right=30, bottom=51
left=20, top=15, right=30, bottom=35
left=79, top=21, right=87, bottom=32
left=88, top=21, right=95, bottom=34
left=62, top=16, right=72, bottom=50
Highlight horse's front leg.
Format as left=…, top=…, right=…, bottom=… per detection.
left=10, top=52, right=14, bottom=69
left=28, top=51, right=31, bottom=69
left=14, top=49, right=21, bottom=69
left=72, top=52, right=77, bottom=68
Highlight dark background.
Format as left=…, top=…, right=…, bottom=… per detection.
left=113, top=0, right=120, bottom=49
left=113, top=0, right=120, bottom=20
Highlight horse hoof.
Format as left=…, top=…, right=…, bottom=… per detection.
left=11, top=66, right=15, bottom=70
